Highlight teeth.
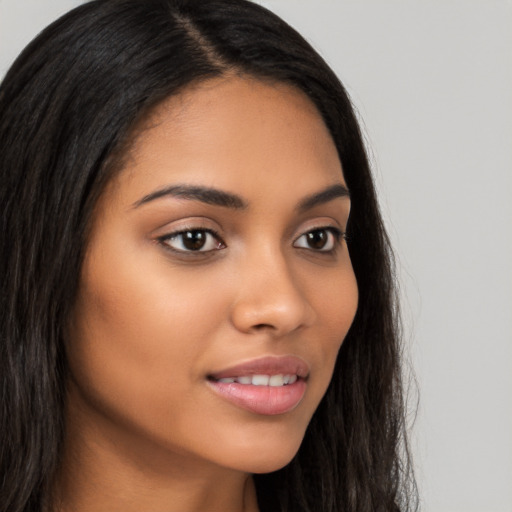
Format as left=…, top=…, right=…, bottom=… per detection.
left=269, top=374, right=284, bottom=387
left=216, top=374, right=298, bottom=386
left=252, top=375, right=269, bottom=386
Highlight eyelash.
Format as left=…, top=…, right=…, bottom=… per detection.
left=293, top=227, right=346, bottom=253
left=158, top=228, right=225, bottom=254
left=157, top=226, right=346, bottom=255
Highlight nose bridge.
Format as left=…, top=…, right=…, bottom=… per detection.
left=230, top=240, right=314, bottom=335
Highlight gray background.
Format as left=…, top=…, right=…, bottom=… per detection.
left=1, top=1, right=511, bottom=510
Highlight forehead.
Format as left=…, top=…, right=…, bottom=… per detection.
left=109, top=76, right=345, bottom=207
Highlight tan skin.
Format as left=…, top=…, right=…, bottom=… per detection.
left=55, top=76, right=358, bottom=512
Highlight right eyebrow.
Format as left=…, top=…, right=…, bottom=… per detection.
left=132, top=184, right=248, bottom=210
left=296, top=183, right=350, bottom=213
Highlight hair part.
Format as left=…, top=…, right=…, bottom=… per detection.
left=0, top=1, right=418, bottom=511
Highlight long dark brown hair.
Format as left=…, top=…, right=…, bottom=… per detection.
left=0, top=1, right=418, bottom=510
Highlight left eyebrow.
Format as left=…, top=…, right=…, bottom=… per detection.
left=296, top=183, right=350, bottom=213
left=132, top=184, right=248, bottom=210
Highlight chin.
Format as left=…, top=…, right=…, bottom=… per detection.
left=245, top=451, right=299, bottom=475
left=226, top=449, right=300, bottom=475
left=212, top=422, right=307, bottom=475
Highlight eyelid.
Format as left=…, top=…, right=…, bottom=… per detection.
left=292, top=225, right=346, bottom=253
left=157, top=226, right=226, bottom=254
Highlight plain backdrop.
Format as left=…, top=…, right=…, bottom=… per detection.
left=1, top=1, right=511, bottom=511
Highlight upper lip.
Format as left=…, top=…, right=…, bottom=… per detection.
left=208, top=355, right=310, bottom=380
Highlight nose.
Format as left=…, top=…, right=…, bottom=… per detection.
left=229, top=249, right=316, bottom=337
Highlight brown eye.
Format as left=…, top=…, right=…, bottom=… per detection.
left=161, top=229, right=224, bottom=252
left=306, top=230, right=329, bottom=250
left=182, top=231, right=208, bottom=251
left=293, top=228, right=341, bottom=252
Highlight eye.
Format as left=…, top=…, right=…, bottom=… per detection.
left=293, top=227, right=343, bottom=252
left=159, top=229, right=225, bottom=253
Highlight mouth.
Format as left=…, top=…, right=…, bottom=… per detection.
left=206, top=356, right=309, bottom=416
left=210, top=374, right=299, bottom=386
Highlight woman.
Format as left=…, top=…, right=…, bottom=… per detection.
left=0, top=0, right=417, bottom=511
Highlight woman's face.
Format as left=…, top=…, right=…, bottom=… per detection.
left=67, top=76, right=358, bottom=476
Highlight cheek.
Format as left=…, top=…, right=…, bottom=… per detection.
left=329, top=268, right=358, bottom=345
left=305, top=260, right=358, bottom=379
left=66, top=248, right=229, bottom=433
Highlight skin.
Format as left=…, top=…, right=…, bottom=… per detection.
left=57, top=76, right=358, bottom=512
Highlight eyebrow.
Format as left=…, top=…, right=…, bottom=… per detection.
left=133, top=184, right=248, bottom=210
left=296, top=183, right=350, bottom=212
left=133, top=182, right=350, bottom=211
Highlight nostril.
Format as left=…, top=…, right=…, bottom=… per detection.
left=253, top=323, right=276, bottom=330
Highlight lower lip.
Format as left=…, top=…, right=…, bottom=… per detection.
left=207, top=379, right=307, bottom=416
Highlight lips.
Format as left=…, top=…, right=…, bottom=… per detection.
left=209, top=355, right=309, bottom=380
left=215, top=374, right=298, bottom=386
left=207, top=356, right=309, bottom=416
